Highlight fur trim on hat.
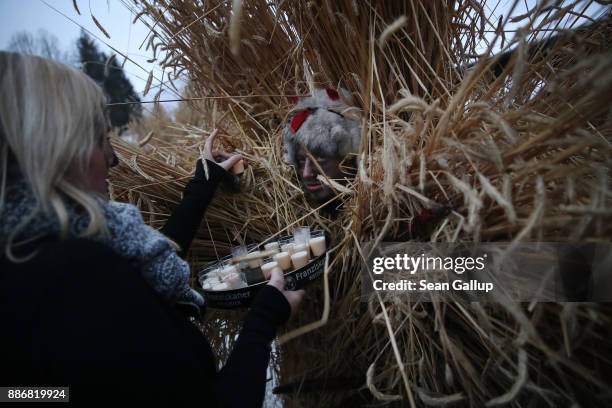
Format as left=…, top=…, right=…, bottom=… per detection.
left=283, top=88, right=361, bottom=166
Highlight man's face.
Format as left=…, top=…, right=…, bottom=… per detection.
left=296, top=145, right=344, bottom=203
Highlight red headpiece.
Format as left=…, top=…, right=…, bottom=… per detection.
left=325, top=87, right=339, bottom=101
left=290, top=109, right=314, bottom=133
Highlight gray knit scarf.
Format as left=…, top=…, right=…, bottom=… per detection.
left=0, top=181, right=204, bottom=308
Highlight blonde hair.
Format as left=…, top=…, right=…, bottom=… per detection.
left=0, top=51, right=109, bottom=261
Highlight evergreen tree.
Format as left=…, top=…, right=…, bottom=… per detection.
left=77, top=31, right=142, bottom=128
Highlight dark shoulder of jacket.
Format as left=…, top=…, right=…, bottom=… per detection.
left=0, top=238, right=137, bottom=375
left=29, top=238, right=133, bottom=280
left=1, top=238, right=219, bottom=404
left=0, top=238, right=135, bottom=320
left=1, top=237, right=127, bottom=272
left=46, top=237, right=127, bottom=262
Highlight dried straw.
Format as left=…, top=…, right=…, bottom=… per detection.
left=110, top=1, right=612, bottom=406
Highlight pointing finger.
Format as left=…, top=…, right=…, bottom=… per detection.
left=204, top=129, right=219, bottom=156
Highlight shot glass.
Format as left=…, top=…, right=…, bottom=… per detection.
left=291, top=251, right=309, bottom=269
left=199, top=263, right=221, bottom=289
left=260, top=258, right=279, bottom=280
left=247, top=250, right=263, bottom=269
left=280, top=236, right=296, bottom=255
left=293, top=226, right=311, bottom=245
left=263, top=241, right=280, bottom=254
left=293, top=243, right=310, bottom=259
left=309, top=230, right=327, bottom=257
left=231, top=245, right=248, bottom=270
left=273, top=251, right=292, bottom=271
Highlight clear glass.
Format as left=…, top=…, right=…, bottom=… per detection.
left=311, top=230, right=325, bottom=238
left=198, top=263, right=220, bottom=286
left=273, top=251, right=292, bottom=271
left=261, top=256, right=275, bottom=265
left=231, top=245, right=248, bottom=258
left=309, top=230, right=327, bottom=257
left=260, top=258, right=279, bottom=279
left=202, top=259, right=248, bottom=290
left=279, top=236, right=294, bottom=254
left=246, top=250, right=263, bottom=268
left=263, top=241, right=280, bottom=254
left=221, top=270, right=247, bottom=290
left=290, top=250, right=309, bottom=269
left=293, top=226, right=311, bottom=245
left=231, top=245, right=248, bottom=270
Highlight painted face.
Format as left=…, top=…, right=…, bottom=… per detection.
left=84, top=131, right=118, bottom=196
left=296, top=145, right=344, bottom=203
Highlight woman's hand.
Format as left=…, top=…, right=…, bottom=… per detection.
left=202, top=129, right=242, bottom=172
left=267, top=267, right=305, bottom=318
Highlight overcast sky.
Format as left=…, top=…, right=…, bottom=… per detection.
left=0, top=0, right=179, bottom=113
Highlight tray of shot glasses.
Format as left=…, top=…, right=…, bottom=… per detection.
left=196, top=228, right=328, bottom=309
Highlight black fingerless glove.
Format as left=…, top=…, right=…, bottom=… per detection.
left=193, top=159, right=240, bottom=193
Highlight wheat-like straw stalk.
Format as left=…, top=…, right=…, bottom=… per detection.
left=110, top=1, right=612, bottom=406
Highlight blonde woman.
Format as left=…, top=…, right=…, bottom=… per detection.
left=0, top=52, right=303, bottom=406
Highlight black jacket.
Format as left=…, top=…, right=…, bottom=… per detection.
left=0, top=160, right=290, bottom=407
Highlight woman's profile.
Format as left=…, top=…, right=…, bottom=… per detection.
left=0, top=51, right=304, bottom=407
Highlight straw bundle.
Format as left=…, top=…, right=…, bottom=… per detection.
left=109, top=1, right=612, bottom=406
